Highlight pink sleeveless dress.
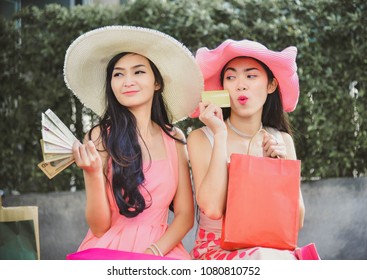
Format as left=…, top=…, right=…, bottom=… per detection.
left=78, top=129, right=190, bottom=259
left=190, top=126, right=298, bottom=260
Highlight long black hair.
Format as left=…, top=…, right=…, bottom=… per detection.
left=220, top=56, right=292, bottom=135
left=89, top=52, right=183, bottom=218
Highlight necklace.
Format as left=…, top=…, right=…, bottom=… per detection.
left=226, top=118, right=263, bottom=139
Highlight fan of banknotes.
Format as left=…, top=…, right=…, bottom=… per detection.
left=38, top=109, right=78, bottom=179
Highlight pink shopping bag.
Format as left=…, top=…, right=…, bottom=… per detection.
left=66, top=248, right=176, bottom=260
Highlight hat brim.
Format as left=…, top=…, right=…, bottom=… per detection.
left=194, top=39, right=299, bottom=114
left=64, top=26, right=203, bottom=123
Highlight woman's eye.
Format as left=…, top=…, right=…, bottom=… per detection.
left=135, top=70, right=146, bottom=75
left=113, top=72, right=123, bottom=77
left=247, top=74, right=257, bottom=79
left=225, top=75, right=235, bottom=80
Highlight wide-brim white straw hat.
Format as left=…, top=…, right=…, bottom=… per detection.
left=64, top=26, right=203, bottom=123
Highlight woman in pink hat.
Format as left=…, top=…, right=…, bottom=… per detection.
left=188, top=39, right=306, bottom=260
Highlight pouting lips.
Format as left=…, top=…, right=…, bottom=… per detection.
left=238, top=95, right=248, bottom=104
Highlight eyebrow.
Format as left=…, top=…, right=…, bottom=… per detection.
left=224, top=67, right=260, bottom=73
left=113, top=64, right=147, bottom=71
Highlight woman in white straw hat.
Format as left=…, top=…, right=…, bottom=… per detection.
left=64, top=26, right=203, bottom=259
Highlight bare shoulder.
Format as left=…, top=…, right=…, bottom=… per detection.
left=187, top=127, right=212, bottom=154
left=280, top=131, right=297, bottom=159
left=280, top=131, right=294, bottom=145
left=171, top=127, right=189, bottom=165
left=187, top=127, right=207, bottom=145
left=187, top=128, right=213, bottom=182
left=83, top=126, right=108, bottom=159
left=84, top=126, right=102, bottom=144
left=172, top=126, right=186, bottom=142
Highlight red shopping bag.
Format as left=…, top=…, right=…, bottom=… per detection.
left=220, top=130, right=301, bottom=251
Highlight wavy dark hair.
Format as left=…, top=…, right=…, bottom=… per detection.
left=220, top=56, right=292, bottom=135
left=89, top=52, right=183, bottom=218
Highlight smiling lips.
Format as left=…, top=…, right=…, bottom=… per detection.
left=122, top=90, right=139, bottom=96
left=238, top=95, right=248, bottom=105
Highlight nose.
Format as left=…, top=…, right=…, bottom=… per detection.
left=236, top=84, right=247, bottom=91
left=236, top=77, right=247, bottom=91
left=123, top=74, right=135, bottom=87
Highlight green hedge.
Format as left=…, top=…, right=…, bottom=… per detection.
left=1, top=0, right=366, bottom=193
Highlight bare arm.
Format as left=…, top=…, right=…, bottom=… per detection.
left=280, top=132, right=305, bottom=230
left=187, top=102, right=229, bottom=219
left=72, top=127, right=111, bottom=237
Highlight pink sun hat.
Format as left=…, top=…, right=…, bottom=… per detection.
left=190, top=39, right=299, bottom=118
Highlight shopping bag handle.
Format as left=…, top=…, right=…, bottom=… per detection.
left=247, top=127, right=282, bottom=159
left=247, top=128, right=267, bottom=155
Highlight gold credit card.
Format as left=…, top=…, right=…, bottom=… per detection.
left=201, top=90, right=230, bottom=108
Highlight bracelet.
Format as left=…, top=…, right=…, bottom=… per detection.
left=148, top=244, right=159, bottom=256
left=150, top=243, right=163, bottom=257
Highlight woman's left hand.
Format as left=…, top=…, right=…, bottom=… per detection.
left=72, top=140, right=103, bottom=174
left=262, top=133, right=287, bottom=159
left=144, top=247, right=155, bottom=255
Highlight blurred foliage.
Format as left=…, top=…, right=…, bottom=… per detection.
left=0, top=0, right=366, bottom=193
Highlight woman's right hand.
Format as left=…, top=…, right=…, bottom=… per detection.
left=72, top=140, right=103, bottom=174
left=198, top=101, right=227, bottom=136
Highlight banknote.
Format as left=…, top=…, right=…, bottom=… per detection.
left=42, top=126, right=71, bottom=149
left=38, top=157, right=75, bottom=179
left=45, top=109, right=78, bottom=142
left=42, top=113, right=74, bottom=146
left=38, top=109, right=77, bottom=179
left=40, top=140, right=72, bottom=163
left=201, top=90, right=230, bottom=108
left=42, top=140, right=72, bottom=154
